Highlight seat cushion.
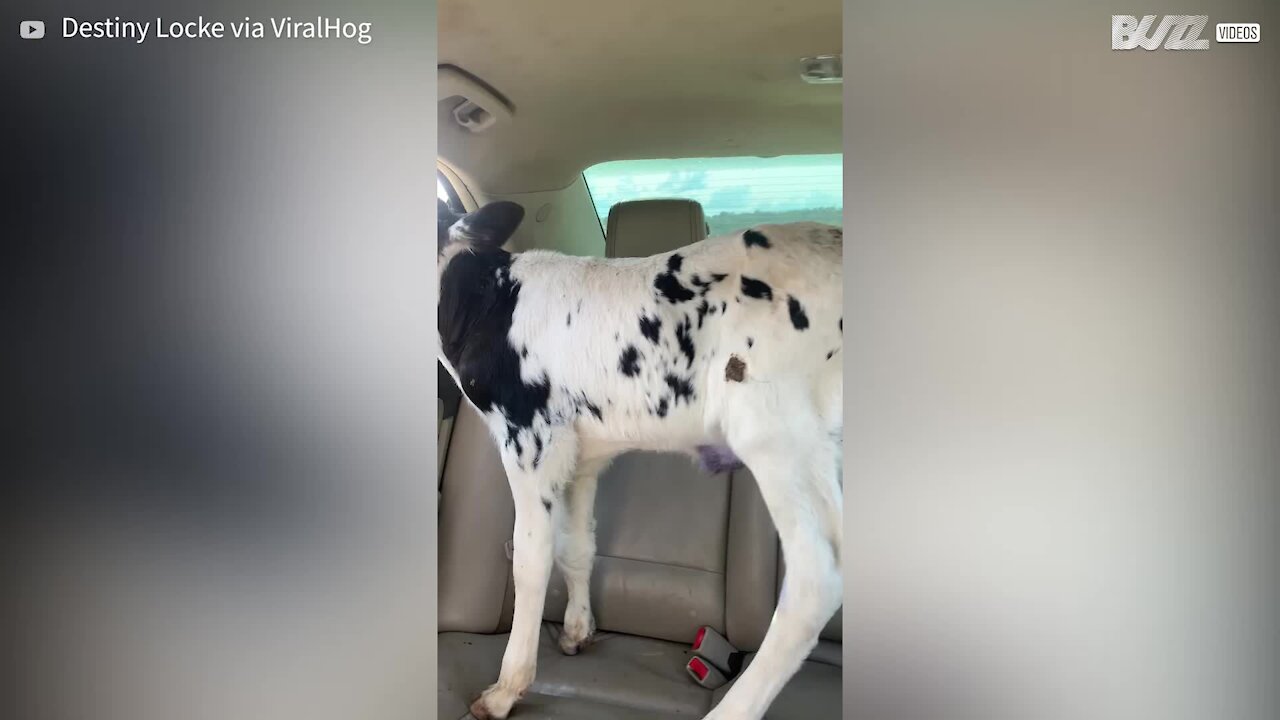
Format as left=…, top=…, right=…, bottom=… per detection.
left=439, top=625, right=712, bottom=719
left=710, top=653, right=842, bottom=719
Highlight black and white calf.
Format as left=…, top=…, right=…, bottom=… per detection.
left=438, top=199, right=843, bottom=720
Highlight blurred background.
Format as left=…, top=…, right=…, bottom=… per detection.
left=845, top=1, right=1278, bottom=719
left=3, top=2, right=438, bottom=720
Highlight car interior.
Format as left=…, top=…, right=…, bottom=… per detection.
left=437, top=2, right=842, bottom=717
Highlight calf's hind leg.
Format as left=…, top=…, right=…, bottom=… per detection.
left=704, top=392, right=842, bottom=720
left=554, top=455, right=611, bottom=655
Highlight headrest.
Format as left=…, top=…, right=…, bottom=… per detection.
left=605, top=199, right=708, bottom=258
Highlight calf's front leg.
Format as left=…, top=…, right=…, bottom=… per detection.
left=470, top=428, right=578, bottom=720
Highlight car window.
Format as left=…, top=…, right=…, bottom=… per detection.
left=437, top=171, right=465, bottom=214
left=583, top=154, right=842, bottom=236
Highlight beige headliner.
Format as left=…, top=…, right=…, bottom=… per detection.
left=439, top=0, right=842, bottom=195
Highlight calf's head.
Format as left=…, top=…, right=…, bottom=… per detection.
left=437, top=198, right=526, bottom=377
left=437, top=198, right=524, bottom=263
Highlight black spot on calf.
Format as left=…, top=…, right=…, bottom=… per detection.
left=619, top=345, right=641, bottom=376
left=639, top=314, right=662, bottom=344
left=655, top=397, right=670, bottom=418
left=689, top=274, right=714, bottom=297
left=654, top=271, right=696, bottom=304
left=664, top=373, right=695, bottom=404
left=787, top=295, right=810, bottom=330
left=743, top=229, right=771, bottom=249
left=674, top=316, right=696, bottom=368
left=667, top=253, right=684, bottom=272
left=741, top=276, right=773, bottom=301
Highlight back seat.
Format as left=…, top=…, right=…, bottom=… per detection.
left=437, top=198, right=840, bottom=719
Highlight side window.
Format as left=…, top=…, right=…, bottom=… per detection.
left=436, top=170, right=464, bottom=428
left=437, top=171, right=465, bottom=215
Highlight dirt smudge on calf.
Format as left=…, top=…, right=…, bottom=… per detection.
left=725, top=355, right=747, bottom=382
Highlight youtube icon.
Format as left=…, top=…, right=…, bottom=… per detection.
left=20, top=20, right=45, bottom=39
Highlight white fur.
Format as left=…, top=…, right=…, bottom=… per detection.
left=443, top=222, right=843, bottom=720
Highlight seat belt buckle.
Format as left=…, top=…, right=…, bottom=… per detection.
left=685, top=656, right=729, bottom=689
left=690, top=625, right=740, bottom=676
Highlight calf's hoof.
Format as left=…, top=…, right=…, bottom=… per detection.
left=469, top=683, right=522, bottom=719
left=558, top=616, right=596, bottom=656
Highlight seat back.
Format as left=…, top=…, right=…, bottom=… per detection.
left=605, top=198, right=708, bottom=258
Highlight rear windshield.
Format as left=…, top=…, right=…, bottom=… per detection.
left=583, top=154, right=842, bottom=237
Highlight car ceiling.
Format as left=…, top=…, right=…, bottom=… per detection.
left=438, top=0, right=842, bottom=195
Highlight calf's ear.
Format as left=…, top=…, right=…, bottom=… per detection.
left=458, top=201, right=525, bottom=251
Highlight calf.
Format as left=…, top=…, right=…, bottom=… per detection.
left=438, top=199, right=843, bottom=720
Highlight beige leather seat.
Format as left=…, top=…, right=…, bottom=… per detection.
left=437, top=198, right=840, bottom=719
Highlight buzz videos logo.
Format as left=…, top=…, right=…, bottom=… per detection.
left=1112, top=15, right=1210, bottom=49
left=1112, top=15, right=1261, bottom=49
